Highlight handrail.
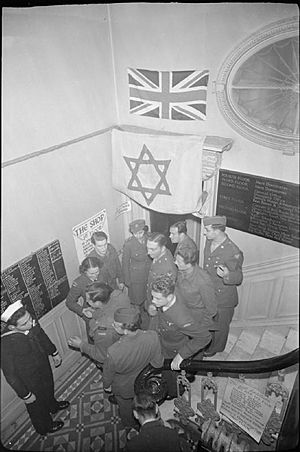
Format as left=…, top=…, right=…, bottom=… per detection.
left=165, top=347, right=299, bottom=374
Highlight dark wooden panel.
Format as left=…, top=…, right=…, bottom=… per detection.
left=216, top=169, right=299, bottom=248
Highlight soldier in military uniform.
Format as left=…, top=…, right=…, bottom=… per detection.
left=87, top=231, right=125, bottom=291
left=122, top=219, right=151, bottom=306
left=148, top=274, right=212, bottom=397
left=203, top=215, right=244, bottom=356
left=65, top=256, right=106, bottom=342
left=102, top=306, right=164, bottom=433
left=169, top=220, right=198, bottom=260
left=145, top=232, right=178, bottom=329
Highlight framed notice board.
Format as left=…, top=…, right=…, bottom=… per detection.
left=216, top=169, right=299, bottom=248
left=1, top=239, right=70, bottom=331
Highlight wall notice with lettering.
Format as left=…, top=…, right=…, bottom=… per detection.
left=216, top=170, right=299, bottom=248
left=1, top=240, right=69, bottom=331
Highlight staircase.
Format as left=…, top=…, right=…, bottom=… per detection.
left=158, top=324, right=299, bottom=450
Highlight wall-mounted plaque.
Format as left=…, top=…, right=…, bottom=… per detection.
left=216, top=169, right=299, bottom=248
left=1, top=240, right=69, bottom=331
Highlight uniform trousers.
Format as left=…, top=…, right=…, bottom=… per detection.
left=206, top=307, right=235, bottom=353
left=115, top=395, right=140, bottom=430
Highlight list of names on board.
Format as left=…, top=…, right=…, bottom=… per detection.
left=1, top=240, right=70, bottom=330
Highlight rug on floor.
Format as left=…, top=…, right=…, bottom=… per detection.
left=3, top=357, right=129, bottom=452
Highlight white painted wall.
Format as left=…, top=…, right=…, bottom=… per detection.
left=109, top=2, right=299, bottom=266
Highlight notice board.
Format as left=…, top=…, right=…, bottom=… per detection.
left=1, top=240, right=70, bottom=331
left=216, top=169, right=299, bottom=248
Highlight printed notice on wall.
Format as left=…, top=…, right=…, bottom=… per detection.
left=72, top=209, right=109, bottom=263
left=220, top=378, right=275, bottom=443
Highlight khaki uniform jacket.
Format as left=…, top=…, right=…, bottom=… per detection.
left=174, top=234, right=198, bottom=258
left=203, top=235, right=243, bottom=308
left=88, top=244, right=124, bottom=289
left=150, top=294, right=212, bottom=360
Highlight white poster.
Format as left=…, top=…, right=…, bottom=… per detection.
left=72, top=209, right=109, bottom=263
left=220, top=378, right=275, bottom=443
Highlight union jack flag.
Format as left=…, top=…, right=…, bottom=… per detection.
left=128, top=68, right=209, bottom=121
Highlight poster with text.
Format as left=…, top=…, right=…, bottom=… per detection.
left=72, top=209, right=109, bottom=263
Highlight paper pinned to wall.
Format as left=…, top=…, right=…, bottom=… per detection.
left=72, top=209, right=109, bottom=263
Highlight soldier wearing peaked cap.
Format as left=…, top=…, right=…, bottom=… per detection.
left=202, top=215, right=244, bottom=356
left=122, top=219, right=151, bottom=309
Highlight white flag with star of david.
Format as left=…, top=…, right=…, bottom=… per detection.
left=112, top=127, right=205, bottom=214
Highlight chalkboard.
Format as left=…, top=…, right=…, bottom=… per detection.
left=216, top=170, right=299, bottom=248
left=1, top=240, right=70, bottom=331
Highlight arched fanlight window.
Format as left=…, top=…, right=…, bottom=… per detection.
left=215, top=17, right=299, bottom=153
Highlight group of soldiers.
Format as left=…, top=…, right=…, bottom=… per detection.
left=0, top=215, right=243, bottom=441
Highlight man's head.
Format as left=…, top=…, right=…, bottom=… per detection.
left=147, top=232, right=167, bottom=260
left=175, top=247, right=198, bottom=270
left=112, top=306, right=141, bottom=335
left=169, top=220, right=187, bottom=243
left=203, top=216, right=226, bottom=240
left=86, top=282, right=113, bottom=308
left=91, top=231, right=108, bottom=256
left=1, top=300, right=34, bottom=332
left=151, top=274, right=175, bottom=308
left=133, top=392, right=159, bottom=424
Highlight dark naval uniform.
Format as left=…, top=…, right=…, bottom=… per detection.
left=176, top=265, right=217, bottom=330
left=122, top=235, right=151, bottom=305
left=103, top=330, right=164, bottom=428
left=88, top=244, right=124, bottom=290
left=203, top=234, right=243, bottom=353
left=174, top=234, right=198, bottom=259
left=1, top=322, right=61, bottom=435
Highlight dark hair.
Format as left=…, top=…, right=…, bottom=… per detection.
left=151, top=274, right=175, bottom=296
left=86, top=282, right=113, bottom=304
left=6, top=306, right=27, bottom=327
left=91, top=231, right=108, bottom=244
left=171, top=220, right=187, bottom=234
left=177, top=247, right=198, bottom=265
left=117, top=313, right=141, bottom=332
left=147, top=232, right=167, bottom=247
left=211, top=224, right=226, bottom=232
left=133, top=392, right=157, bottom=418
left=79, top=257, right=103, bottom=274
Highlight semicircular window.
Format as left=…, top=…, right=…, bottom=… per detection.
left=216, top=17, right=299, bottom=152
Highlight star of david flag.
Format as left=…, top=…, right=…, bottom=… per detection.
left=112, top=128, right=205, bottom=214
left=128, top=68, right=209, bottom=120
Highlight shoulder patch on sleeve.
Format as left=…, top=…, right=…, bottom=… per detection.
left=72, top=281, right=78, bottom=287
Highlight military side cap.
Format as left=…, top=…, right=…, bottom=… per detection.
left=129, top=219, right=145, bottom=233
left=1, top=300, right=23, bottom=322
left=203, top=215, right=227, bottom=226
left=114, top=306, right=140, bottom=324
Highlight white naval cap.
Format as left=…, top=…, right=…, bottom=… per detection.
left=1, top=300, right=23, bottom=323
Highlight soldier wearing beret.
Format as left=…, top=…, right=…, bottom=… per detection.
left=203, top=215, right=244, bottom=356
left=122, top=219, right=151, bottom=307
left=102, top=307, right=164, bottom=434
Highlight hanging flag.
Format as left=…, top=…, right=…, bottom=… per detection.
left=128, top=68, right=209, bottom=120
left=112, top=128, right=205, bottom=214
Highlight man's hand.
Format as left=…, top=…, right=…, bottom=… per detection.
left=68, top=336, right=82, bottom=349
left=148, top=304, right=158, bottom=317
left=216, top=264, right=229, bottom=278
left=24, top=393, right=36, bottom=404
left=82, top=307, right=94, bottom=318
left=170, top=353, right=183, bottom=370
left=52, top=352, right=62, bottom=367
